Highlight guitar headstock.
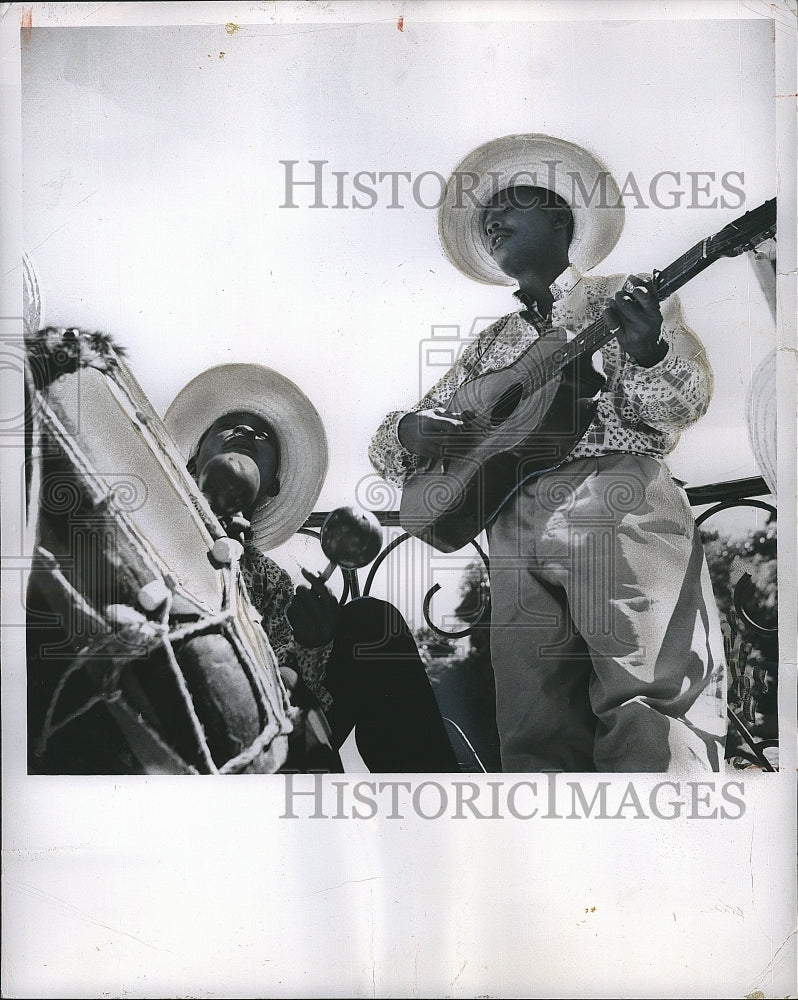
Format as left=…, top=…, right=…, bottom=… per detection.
left=707, top=198, right=777, bottom=259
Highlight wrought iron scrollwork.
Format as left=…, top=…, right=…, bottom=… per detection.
left=694, top=489, right=778, bottom=770
left=297, top=519, right=491, bottom=638
left=695, top=496, right=777, bottom=636
left=420, top=538, right=491, bottom=639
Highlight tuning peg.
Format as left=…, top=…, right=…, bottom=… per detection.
left=754, top=239, right=777, bottom=261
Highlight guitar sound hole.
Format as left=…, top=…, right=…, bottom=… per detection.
left=490, top=382, right=524, bottom=426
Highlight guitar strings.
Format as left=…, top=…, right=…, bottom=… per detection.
left=466, top=200, right=775, bottom=409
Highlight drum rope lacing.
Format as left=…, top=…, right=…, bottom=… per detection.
left=30, top=369, right=292, bottom=774
left=36, top=548, right=292, bottom=774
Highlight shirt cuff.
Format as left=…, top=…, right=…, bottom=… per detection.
left=622, top=339, right=675, bottom=379
left=294, top=640, right=334, bottom=711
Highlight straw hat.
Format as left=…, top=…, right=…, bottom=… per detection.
left=746, top=349, right=777, bottom=497
left=437, top=133, right=625, bottom=284
left=165, top=364, right=328, bottom=551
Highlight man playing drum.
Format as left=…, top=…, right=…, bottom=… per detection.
left=165, top=364, right=459, bottom=773
left=25, top=331, right=458, bottom=774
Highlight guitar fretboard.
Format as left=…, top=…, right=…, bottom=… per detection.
left=544, top=244, right=716, bottom=381
left=538, top=198, right=776, bottom=385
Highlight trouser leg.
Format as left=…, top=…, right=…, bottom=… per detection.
left=489, top=455, right=726, bottom=773
left=489, top=497, right=597, bottom=772
left=323, top=597, right=460, bottom=773
left=539, top=455, right=726, bottom=772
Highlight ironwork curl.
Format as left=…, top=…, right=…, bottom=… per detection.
left=421, top=538, right=491, bottom=639
left=695, top=497, right=777, bottom=636
left=360, top=532, right=491, bottom=638
left=422, top=583, right=491, bottom=639
left=733, top=574, right=778, bottom=637
left=361, top=531, right=412, bottom=596
left=694, top=497, right=776, bottom=527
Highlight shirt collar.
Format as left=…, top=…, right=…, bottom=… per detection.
left=512, top=262, right=583, bottom=314
left=550, top=262, right=583, bottom=301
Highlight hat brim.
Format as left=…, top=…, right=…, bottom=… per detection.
left=164, top=364, right=328, bottom=551
left=438, top=134, right=625, bottom=284
left=747, top=348, right=777, bottom=498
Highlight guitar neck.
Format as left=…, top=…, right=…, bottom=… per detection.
left=552, top=239, right=720, bottom=373
left=404, top=199, right=776, bottom=552
left=514, top=197, right=775, bottom=388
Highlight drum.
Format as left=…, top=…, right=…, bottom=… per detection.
left=26, top=340, right=294, bottom=774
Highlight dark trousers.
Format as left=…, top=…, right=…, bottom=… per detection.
left=320, top=597, right=460, bottom=772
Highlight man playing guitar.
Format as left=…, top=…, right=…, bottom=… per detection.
left=369, top=134, right=728, bottom=773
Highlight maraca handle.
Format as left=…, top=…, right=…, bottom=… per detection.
left=297, top=563, right=336, bottom=586
left=318, top=561, right=336, bottom=583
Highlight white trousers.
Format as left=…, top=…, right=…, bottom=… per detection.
left=488, top=454, right=727, bottom=772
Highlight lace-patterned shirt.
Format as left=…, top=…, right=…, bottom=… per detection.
left=240, top=543, right=333, bottom=710
left=368, top=264, right=714, bottom=486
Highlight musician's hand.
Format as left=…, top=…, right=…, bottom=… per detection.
left=285, top=569, right=338, bottom=648
left=603, top=275, right=668, bottom=368
left=397, top=408, right=467, bottom=458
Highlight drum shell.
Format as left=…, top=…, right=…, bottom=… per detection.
left=26, top=361, right=293, bottom=775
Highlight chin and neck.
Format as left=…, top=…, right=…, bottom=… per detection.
left=510, top=251, right=570, bottom=317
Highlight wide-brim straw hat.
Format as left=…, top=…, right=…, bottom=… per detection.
left=165, top=363, right=328, bottom=551
left=746, top=348, right=777, bottom=498
left=438, top=133, right=625, bottom=284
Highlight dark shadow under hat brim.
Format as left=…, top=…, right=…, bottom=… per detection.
left=438, top=133, right=625, bottom=284
left=165, top=364, right=328, bottom=551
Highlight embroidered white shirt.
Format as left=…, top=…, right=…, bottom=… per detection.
left=368, top=264, right=714, bottom=487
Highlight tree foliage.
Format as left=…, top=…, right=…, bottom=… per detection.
left=700, top=516, right=778, bottom=636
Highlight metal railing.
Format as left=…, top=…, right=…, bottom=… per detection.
left=301, top=474, right=779, bottom=771
left=302, top=475, right=775, bottom=631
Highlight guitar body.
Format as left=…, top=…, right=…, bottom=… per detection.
left=398, top=199, right=777, bottom=554
left=399, top=335, right=600, bottom=552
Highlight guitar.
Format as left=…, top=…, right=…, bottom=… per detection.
left=399, top=198, right=777, bottom=553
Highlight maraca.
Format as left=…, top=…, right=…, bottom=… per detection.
left=288, top=506, right=382, bottom=647
left=316, top=505, right=383, bottom=581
